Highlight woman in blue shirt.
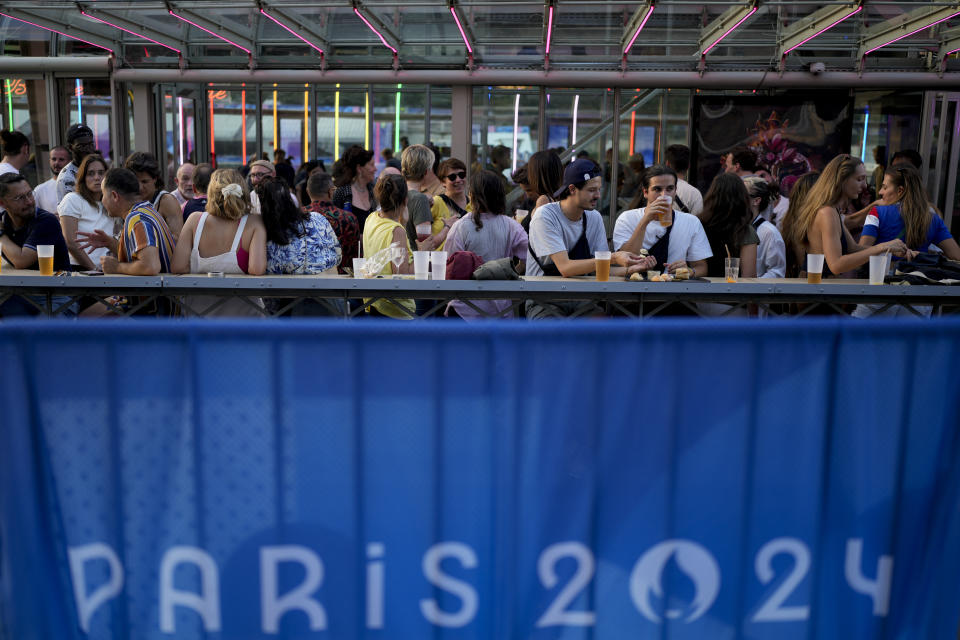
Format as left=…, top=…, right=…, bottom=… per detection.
left=860, top=165, right=960, bottom=259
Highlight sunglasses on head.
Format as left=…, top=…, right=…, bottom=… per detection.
left=446, top=171, right=467, bottom=181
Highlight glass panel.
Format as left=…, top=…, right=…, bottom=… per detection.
left=260, top=87, right=310, bottom=169
left=850, top=90, right=923, bottom=197
left=0, top=16, right=51, bottom=55
left=161, top=90, right=196, bottom=186
left=370, top=84, right=431, bottom=169
left=429, top=88, right=452, bottom=157
left=209, top=88, right=254, bottom=168
left=59, top=77, right=112, bottom=166
left=617, top=89, right=663, bottom=212
left=473, top=86, right=540, bottom=185
left=3, top=77, right=48, bottom=187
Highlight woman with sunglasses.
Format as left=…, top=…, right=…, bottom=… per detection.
left=429, top=158, right=472, bottom=249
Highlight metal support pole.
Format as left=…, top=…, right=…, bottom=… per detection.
left=310, top=85, right=318, bottom=162
left=451, top=85, right=472, bottom=176
left=109, top=75, right=123, bottom=165
left=424, top=84, right=432, bottom=144
left=610, top=87, right=621, bottom=236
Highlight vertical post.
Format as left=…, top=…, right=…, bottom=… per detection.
left=241, top=88, right=248, bottom=165
left=110, top=75, right=123, bottom=165
left=131, top=83, right=157, bottom=160
left=934, top=94, right=949, bottom=208
left=394, top=83, right=401, bottom=151
left=918, top=91, right=936, bottom=197
left=943, top=96, right=960, bottom=232
left=334, top=83, right=340, bottom=161
left=45, top=74, right=60, bottom=151
left=538, top=86, right=547, bottom=151
left=424, top=84, right=432, bottom=145
left=310, top=85, right=318, bottom=162
left=255, top=84, right=263, bottom=162
left=451, top=85, right=472, bottom=178
left=610, top=87, right=621, bottom=236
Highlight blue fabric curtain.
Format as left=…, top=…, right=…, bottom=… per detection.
left=2, top=319, right=959, bottom=639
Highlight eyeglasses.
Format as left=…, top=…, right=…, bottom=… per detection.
left=249, top=171, right=272, bottom=179
left=445, top=171, right=466, bottom=181
left=6, top=191, right=34, bottom=203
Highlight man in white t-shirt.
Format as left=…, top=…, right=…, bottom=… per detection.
left=665, top=144, right=703, bottom=216
left=33, top=145, right=70, bottom=214
left=613, top=165, right=712, bottom=277
left=0, top=130, right=29, bottom=177
left=526, top=159, right=652, bottom=318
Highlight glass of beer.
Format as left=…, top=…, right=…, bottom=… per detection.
left=657, top=195, right=673, bottom=227
left=807, top=253, right=824, bottom=284
left=37, top=244, right=55, bottom=276
left=595, top=250, right=611, bottom=281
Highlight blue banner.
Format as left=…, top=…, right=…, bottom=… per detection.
left=2, top=319, right=960, bottom=639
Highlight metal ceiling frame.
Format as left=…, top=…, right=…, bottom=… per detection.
left=258, top=2, right=329, bottom=55
left=78, top=6, right=186, bottom=56
left=0, top=7, right=116, bottom=53
left=167, top=3, right=255, bottom=57
left=778, top=1, right=862, bottom=64
left=858, top=3, right=960, bottom=64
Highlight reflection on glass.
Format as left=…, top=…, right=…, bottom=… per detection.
left=208, top=88, right=253, bottom=167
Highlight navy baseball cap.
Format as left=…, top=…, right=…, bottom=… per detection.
left=66, top=123, right=94, bottom=143
left=553, top=158, right=602, bottom=198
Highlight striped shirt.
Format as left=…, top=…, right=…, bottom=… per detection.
left=118, top=201, right=175, bottom=273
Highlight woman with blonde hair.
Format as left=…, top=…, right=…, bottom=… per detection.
left=172, top=168, right=266, bottom=315
left=780, top=154, right=909, bottom=279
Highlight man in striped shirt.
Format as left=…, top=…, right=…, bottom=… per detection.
left=81, top=167, right=175, bottom=275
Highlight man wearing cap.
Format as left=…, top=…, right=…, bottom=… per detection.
left=248, top=159, right=298, bottom=213
left=56, top=124, right=97, bottom=201
left=526, top=159, right=652, bottom=318
left=33, top=145, right=70, bottom=214
left=613, top=165, right=711, bottom=277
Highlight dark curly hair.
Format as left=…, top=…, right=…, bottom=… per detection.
left=332, top=145, right=374, bottom=188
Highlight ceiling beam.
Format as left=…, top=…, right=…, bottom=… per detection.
left=778, top=1, right=862, bottom=60
left=167, top=3, right=255, bottom=55
left=0, top=8, right=116, bottom=54
left=79, top=6, right=186, bottom=55
left=258, top=2, right=328, bottom=53
left=858, top=3, right=960, bottom=61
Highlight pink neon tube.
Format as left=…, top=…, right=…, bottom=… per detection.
left=450, top=7, right=472, bottom=54
left=624, top=5, right=655, bottom=55
left=169, top=11, right=251, bottom=54
left=353, top=8, right=397, bottom=54
left=783, top=6, right=862, bottom=56
left=545, top=5, right=554, bottom=55
left=81, top=11, right=180, bottom=54
left=864, top=11, right=960, bottom=56
left=703, top=7, right=758, bottom=56
left=260, top=9, right=324, bottom=54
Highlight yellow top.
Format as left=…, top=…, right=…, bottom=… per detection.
left=430, top=196, right=472, bottom=249
left=361, top=212, right=415, bottom=319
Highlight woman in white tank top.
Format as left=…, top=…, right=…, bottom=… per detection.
left=171, top=169, right=267, bottom=316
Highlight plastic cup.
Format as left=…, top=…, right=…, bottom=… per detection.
left=807, top=253, right=824, bottom=284
left=657, top=195, right=673, bottom=227
left=416, top=222, right=432, bottom=242
left=725, top=257, right=740, bottom=283
left=515, top=209, right=529, bottom=223
left=869, top=254, right=889, bottom=285
left=431, top=251, right=448, bottom=280
left=413, top=251, right=431, bottom=280
left=595, top=250, right=611, bottom=281
left=37, top=244, right=55, bottom=275
left=352, top=257, right=367, bottom=279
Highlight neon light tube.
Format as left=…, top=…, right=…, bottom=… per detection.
left=864, top=11, right=960, bottom=56
left=512, top=93, right=520, bottom=173
left=572, top=94, right=580, bottom=154
left=273, top=88, right=278, bottom=153
left=177, top=96, right=184, bottom=165
left=81, top=11, right=181, bottom=54
left=450, top=7, right=473, bottom=54
left=334, top=84, right=340, bottom=161
left=861, top=108, right=869, bottom=162
left=76, top=79, right=83, bottom=123
left=783, top=6, right=862, bottom=56
left=241, top=89, right=247, bottom=164
left=545, top=5, right=554, bottom=55
left=364, top=92, right=370, bottom=150
left=209, top=90, right=215, bottom=164
left=260, top=9, right=324, bottom=54
left=5, top=80, right=13, bottom=128
left=0, top=12, right=113, bottom=53
left=304, top=85, right=309, bottom=159
left=623, top=5, right=655, bottom=55
left=353, top=8, right=397, bottom=54
left=703, top=6, right=758, bottom=55
left=394, top=83, right=401, bottom=151
left=169, top=11, right=251, bottom=54
left=629, top=111, right=636, bottom=155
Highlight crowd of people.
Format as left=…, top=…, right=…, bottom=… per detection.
left=0, top=121, right=954, bottom=320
